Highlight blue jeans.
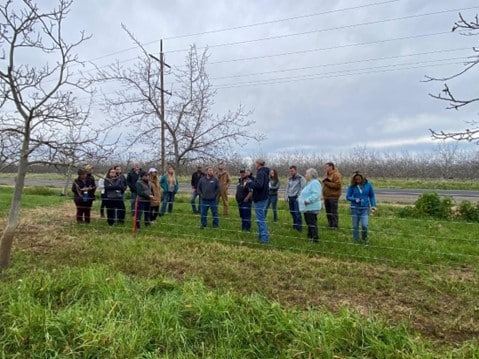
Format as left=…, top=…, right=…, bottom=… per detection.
left=266, top=194, right=278, bottom=222
left=238, top=201, right=252, bottom=231
left=288, top=196, right=302, bottom=231
left=254, top=199, right=269, bottom=243
left=160, top=191, right=176, bottom=214
left=351, top=207, right=370, bottom=242
left=201, top=198, right=219, bottom=228
left=190, top=189, right=201, bottom=213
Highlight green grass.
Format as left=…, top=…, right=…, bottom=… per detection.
left=0, top=266, right=436, bottom=358
left=1, top=187, right=479, bottom=357
left=369, top=178, right=479, bottom=190
left=0, top=185, right=65, bottom=217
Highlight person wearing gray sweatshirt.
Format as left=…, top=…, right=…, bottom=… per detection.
left=197, top=166, right=220, bottom=228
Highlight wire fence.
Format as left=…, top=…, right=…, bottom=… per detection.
left=9, top=193, right=477, bottom=271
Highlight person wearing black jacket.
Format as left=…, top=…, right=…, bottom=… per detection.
left=104, top=167, right=127, bottom=226
left=252, top=159, right=270, bottom=243
left=126, top=162, right=141, bottom=216
left=235, top=169, right=253, bottom=231
left=72, top=168, right=96, bottom=224
left=135, top=170, right=153, bottom=229
left=190, top=166, right=204, bottom=213
left=115, top=165, right=127, bottom=223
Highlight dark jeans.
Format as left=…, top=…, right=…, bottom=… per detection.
left=100, top=193, right=107, bottom=217
left=190, top=189, right=201, bottom=213
left=105, top=198, right=125, bottom=226
left=288, top=196, right=302, bottom=231
left=136, top=200, right=151, bottom=228
left=238, top=201, right=252, bottom=231
left=161, top=191, right=176, bottom=214
left=74, top=200, right=93, bottom=223
left=266, top=194, right=278, bottom=222
left=303, top=211, right=319, bottom=240
left=324, top=198, right=339, bottom=228
left=200, top=198, right=219, bottom=228
left=150, top=205, right=159, bottom=221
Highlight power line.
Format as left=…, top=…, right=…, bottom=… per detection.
left=71, top=50, right=471, bottom=105
left=81, top=1, right=402, bottom=65
left=165, top=6, right=479, bottom=54
left=80, top=3, right=478, bottom=69
left=70, top=29, right=461, bottom=85
left=207, top=31, right=452, bottom=65
left=163, top=0, right=402, bottom=41
left=70, top=55, right=467, bottom=105
left=210, top=48, right=471, bottom=80
left=214, top=59, right=467, bottom=90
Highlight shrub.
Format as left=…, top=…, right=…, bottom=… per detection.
left=456, top=200, right=479, bottom=222
left=413, top=192, right=453, bottom=219
left=397, top=206, right=418, bottom=218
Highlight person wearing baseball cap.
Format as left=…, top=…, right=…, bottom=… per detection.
left=235, top=168, right=253, bottom=231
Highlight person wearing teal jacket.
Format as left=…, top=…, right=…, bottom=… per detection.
left=159, top=165, right=179, bottom=215
left=298, top=168, right=322, bottom=242
left=346, top=171, right=377, bottom=244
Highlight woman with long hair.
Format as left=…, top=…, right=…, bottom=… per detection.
left=72, top=168, right=96, bottom=223
left=159, top=165, right=179, bottom=215
left=346, top=171, right=377, bottom=244
left=148, top=168, right=162, bottom=222
left=266, top=168, right=280, bottom=222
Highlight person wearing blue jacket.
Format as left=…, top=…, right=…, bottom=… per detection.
left=346, top=171, right=377, bottom=244
left=298, top=168, right=322, bottom=242
left=159, top=165, right=179, bottom=215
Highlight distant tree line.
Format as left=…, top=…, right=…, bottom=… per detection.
left=4, top=145, right=477, bottom=180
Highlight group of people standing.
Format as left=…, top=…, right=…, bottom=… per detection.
left=227, top=161, right=377, bottom=244
left=73, top=160, right=377, bottom=244
left=72, top=163, right=179, bottom=229
left=282, top=162, right=377, bottom=244
left=190, top=160, right=271, bottom=243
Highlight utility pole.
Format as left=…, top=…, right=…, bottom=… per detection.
left=149, top=39, right=171, bottom=173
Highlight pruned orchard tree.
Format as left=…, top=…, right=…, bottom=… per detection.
left=425, top=13, right=479, bottom=144
left=0, top=0, right=103, bottom=269
left=96, top=27, right=262, bottom=170
left=54, top=104, right=117, bottom=196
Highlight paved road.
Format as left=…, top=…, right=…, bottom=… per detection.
left=0, top=178, right=477, bottom=203
left=370, top=188, right=479, bottom=203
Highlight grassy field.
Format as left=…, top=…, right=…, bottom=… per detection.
left=0, top=185, right=478, bottom=357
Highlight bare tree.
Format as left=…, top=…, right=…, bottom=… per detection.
left=425, top=13, right=479, bottom=143
left=0, top=0, right=96, bottom=269
left=53, top=106, right=117, bottom=196
left=96, top=27, right=262, bottom=170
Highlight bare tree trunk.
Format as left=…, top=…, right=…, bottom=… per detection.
left=0, top=155, right=27, bottom=269
left=62, top=166, right=74, bottom=196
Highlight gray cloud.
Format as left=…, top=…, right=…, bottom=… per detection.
left=66, top=0, right=479, bottom=156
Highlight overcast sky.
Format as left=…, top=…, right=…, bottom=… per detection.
left=68, top=0, right=479, bottom=157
